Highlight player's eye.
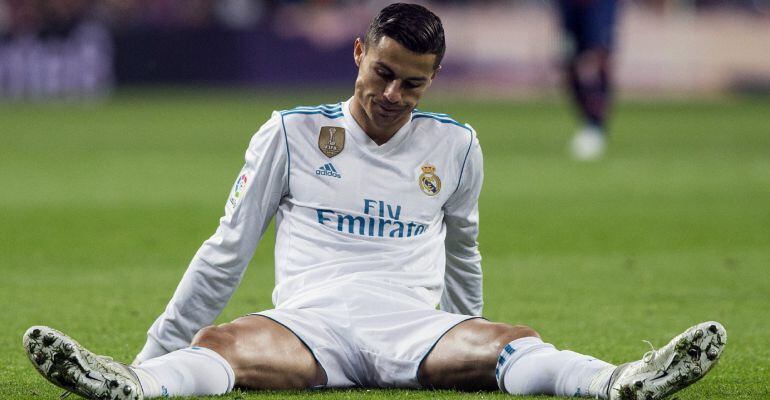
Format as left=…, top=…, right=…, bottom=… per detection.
left=375, top=68, right=393, bottom=81
left=403, top=81, right=421, bottom=89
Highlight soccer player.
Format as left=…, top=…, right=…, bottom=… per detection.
left=24, top=3, right=725, bottom=400
left=558, top=0, right=619, bottom=160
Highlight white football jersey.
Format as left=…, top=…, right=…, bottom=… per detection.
left=137, top=99, right=483, bottom=360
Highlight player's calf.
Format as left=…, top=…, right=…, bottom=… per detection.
left=419, top=319, right=540, bottom=391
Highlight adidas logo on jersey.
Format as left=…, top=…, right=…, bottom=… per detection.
left=316, top=163, right=341, bottom=179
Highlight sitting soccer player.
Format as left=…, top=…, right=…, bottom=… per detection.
left=24, top=3, right=725, bottom=399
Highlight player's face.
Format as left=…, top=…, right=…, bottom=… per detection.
left=352, top=36, right=438, bottom=140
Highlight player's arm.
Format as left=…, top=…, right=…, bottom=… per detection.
left=133, top=112, right=289, bottom=364
left=440, top=127, right=484, bottom=316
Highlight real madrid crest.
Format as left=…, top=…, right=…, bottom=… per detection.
left=318, top=126, right=345, bottom=158
left=418, top=163, right=441, bottom=196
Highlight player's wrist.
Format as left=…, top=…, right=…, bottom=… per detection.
left=133, top=336, right=168, bottom=366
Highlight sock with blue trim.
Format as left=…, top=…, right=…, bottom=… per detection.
left=132, top=347, right=235, bottom=398
left=496, top=337, right=615, bottom=398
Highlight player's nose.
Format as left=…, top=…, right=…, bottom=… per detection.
left=382, top=80, right=402, bottom=103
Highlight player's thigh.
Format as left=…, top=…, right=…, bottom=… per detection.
left=191, top=315, right=325, bottom=389
left=419, top=319, right=539, bottom=391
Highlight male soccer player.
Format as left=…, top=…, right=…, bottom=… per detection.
left=24, top=3, right=725, bottom=400
left=558, top=0, right=619, bottom=160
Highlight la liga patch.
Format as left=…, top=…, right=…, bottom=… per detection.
left=229, top=174, right=248, bottom=208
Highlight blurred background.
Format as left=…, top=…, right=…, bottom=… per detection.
left=2, top=3, right=769, bottom=398
left=1, top=0, right=769, bottom=100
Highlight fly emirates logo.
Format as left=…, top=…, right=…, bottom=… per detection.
left=316, top=199, right=428, bottom=238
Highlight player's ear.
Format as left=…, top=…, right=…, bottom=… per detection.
left=430, top=64, right=441, bottom=80
left=354, top=38, right=364, bottom=67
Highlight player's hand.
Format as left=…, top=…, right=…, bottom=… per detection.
left=133, top=336, right=169, bottom=365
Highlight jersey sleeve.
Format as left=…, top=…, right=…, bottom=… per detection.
left=133, top=112, right=289, bottom=364
left=440, top=127, right=484, bottom=316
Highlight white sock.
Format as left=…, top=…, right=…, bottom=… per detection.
left=496, top=337, right=615, bottom=398
left=132, top=347, right=235, bottom=398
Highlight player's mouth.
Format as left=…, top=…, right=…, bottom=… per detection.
left=373, top=101, right=405, bottom=119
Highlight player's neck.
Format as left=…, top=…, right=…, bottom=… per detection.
left=366, top=128, right=399, bottom=146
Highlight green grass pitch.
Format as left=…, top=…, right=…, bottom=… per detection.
left=1, top=89, right=768, bottom=399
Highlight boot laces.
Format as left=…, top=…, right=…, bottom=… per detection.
left=642, top=340, right=658, bottom=364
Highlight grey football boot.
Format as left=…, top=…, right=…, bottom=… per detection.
left=23, top=326, right=143, bottom=400
left=606, top=321, right=726, bottom=400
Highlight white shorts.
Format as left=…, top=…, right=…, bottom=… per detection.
left=254, top=307, right=477, bottom=388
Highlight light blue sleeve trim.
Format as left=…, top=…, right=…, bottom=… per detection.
left=290, top=105, right=337, bottom=110
left=412, top=108, right=450, bottom=117
left=280, top=110, right=343, bottom=119
left=279, top=113, right=291, bottom=193
left=284, top=103, right=343, bottom=114
left=411, top=114, right=471, bottom=131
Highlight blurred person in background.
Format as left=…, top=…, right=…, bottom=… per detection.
left=558, top=0, right=619, bottom=160
left=0, top=0, right=112, bottom=99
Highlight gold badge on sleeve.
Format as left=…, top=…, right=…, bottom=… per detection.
left=418, top=163, right=441, bottom=196
left=318, top=126, right=345, bottom=158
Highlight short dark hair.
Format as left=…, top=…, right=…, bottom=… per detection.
left=364, top=3, right=445, bottom=69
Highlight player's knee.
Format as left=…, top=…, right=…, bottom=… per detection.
left=510, top=324, right=540, bottom=339
left=191, top=325, right=238, bottom=355
left=491, top=323, right=540, bottom=348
